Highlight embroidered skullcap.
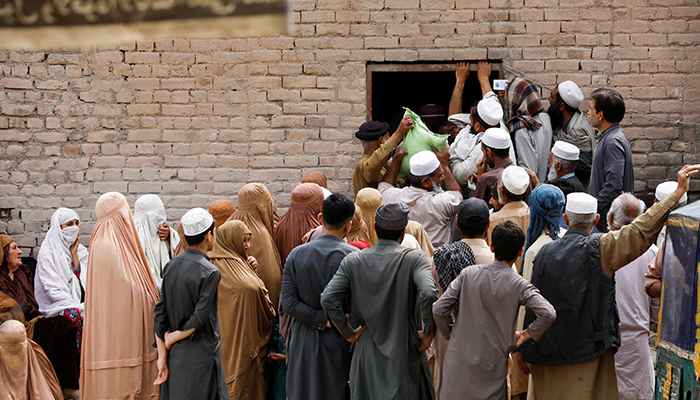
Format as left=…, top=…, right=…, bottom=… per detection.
left=481, top=128, right=510, bottom=150
left=181, top=208, right=215, bottom=237
left=558, top=81, right=584, bottom=109
left=551, top=140, right=580, bottom=161
left=477, top=98, right=504, bottom=127
left=566, top=192, right=598, bottom=214
left=409, top=150, right=440, bottom=176
left=375, top=203, right=410, bottom=231
left=655, top=181, right=687, bottom=204
left=501, top=166, right=529, bottom=196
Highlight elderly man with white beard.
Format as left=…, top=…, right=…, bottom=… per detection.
left=379, top=148, right=463, bottom=248
left=545, top=141, right=585, bottom=193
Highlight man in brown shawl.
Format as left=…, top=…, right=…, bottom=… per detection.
left=210, top=220, right=276, bottom=400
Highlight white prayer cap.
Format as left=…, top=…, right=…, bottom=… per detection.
left=566, top=192, right=598, bottom=214
left=181, top=208, right=215, bottom=236
left=481, top=128, right=510, bottom=150
left=558, top=81, right=584, bottom=109
left=500, top=166, right=529, bottom=195
left=551, top=141, right=580, bottom=161
left=448, top=113, right=471, bottom=128
left=477, top=98, right=504, bottom=127
left=410, top=150, right=441, bottom=176
left=655, top=181, right=687, bottom=203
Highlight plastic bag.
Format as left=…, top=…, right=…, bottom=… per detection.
left=399, top=108, right=449, bottom=179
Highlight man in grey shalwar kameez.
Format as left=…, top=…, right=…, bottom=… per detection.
left=433, top=221, right=556, bottom=400
left=281, top=194, right=358, bottom=400
left=154, top=208, right=229, bottom=400
left=322, top=203, right=439, bottom=400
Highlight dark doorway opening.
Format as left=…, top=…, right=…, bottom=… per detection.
left=367, top=62, right=503, bottom=133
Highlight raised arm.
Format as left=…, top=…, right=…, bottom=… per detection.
left=477, top=61, right=493, bottom=97
left=449, top=62, right=470, bottom=116
left=380, top=144, right=408, bottom=186
left=433, top=146, right=461, bottom=193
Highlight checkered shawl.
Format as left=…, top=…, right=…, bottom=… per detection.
left=433, top=240, right=476, bottom=315
left=506, top=77, right=544, bottom=134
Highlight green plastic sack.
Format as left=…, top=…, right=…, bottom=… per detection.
left=399, top=108, right=449, bottom=179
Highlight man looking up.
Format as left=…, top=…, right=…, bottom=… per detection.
left=281, top=193, right=358, bottom=400
left=322, top=203, right=439, bottom=400
left=380, top=148, right=462, bottom=248
left=546, top=141, right=585, bottom=193
left=547, top=81, right=596, bottom=187
left=588, top=88, right=633, bottom=233
left=352, top=117, right=413, bottom=195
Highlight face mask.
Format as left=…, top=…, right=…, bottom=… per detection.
left=61, top=226, right=80, bottom=247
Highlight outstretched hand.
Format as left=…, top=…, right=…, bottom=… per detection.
left=675, top=164, right=700, bottom=194
left=455, top=62, right=470, bottom=83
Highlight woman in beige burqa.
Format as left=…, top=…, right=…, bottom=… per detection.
left=210, top=220, right=275, bottom=400
left=81, top=192, right=160, bottom=399
left=228, top=183, right=282, bottom=310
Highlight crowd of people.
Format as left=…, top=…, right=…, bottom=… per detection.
left=0, top=62, right=698, bottom=400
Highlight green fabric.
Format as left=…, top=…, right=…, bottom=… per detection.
left=399, top=108, right=449, bottom=179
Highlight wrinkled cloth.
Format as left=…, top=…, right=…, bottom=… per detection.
left=229, top=183, right=283, bottom=310
left=379, top=182, right=462, bottom=248
left=506, top=78, right=544, bottom=133
left=434, top=262, right=555, bottom=400
left=451, top=131, right=518, bottom=191
left=321, top=240, right=438, bottom=400
left=81, top=192, right=160, bottom=400
left=210, top=221, right=275, bottom=400
left=154, top=249, right=229, bottom=400
left=404, top=221, right=435, bottom=258
left=281, top=235, right=358, bottom=400
left=209, top=199, right=237, bottom=229
left=274, top=183, right=324, bottom=264
left=512, top=112, right=553, bottom=183
left=525, top=184, right=565, bottom=253
left=589, top=124, right=634, bottom=233
left=399, top=108, right=449, bottom=178
left=173, top=219, right=188, bottom=256
left=487, top=201, right=530, bottom=271
left=356, top=188, right=383, bottom=245
left=463, top=238, right=494, bottom=265
left=0, top=319, right=63, bottom=400
left=35, top=208, right=88, bottom=319
left=353, top=137, right=398, bottom=196
left=133, top=194, right=180, bottom=290
left=302, top=172, right=328, bottom=189
left=553, top=110, right=596, bottom=154
left=615, top=246, right=657, bottom=400
left=433, top=240, right=476, bottom=301
left=348, top=205, right=371, bottom=243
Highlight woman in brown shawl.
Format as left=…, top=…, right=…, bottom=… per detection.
left=210, top=220, right=275, bottom=400
left=356, top=187, right=383, bottom=245
left=81, top=192, right=160, bottom=400
left=274, top=183, right=324, bottom=264
left=0, top=235, right=80, bottom=399
left=209, top=199, right=237, bottom=229
left=347, top=205, right=371, bottom=243
left=0, top=319, right=63, bottom=399
left=228, top=183, right=283, bottom=310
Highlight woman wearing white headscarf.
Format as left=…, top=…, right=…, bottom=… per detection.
left=34, top=208, right=88, bottom=341
left=133, top=194, right=180, bottom=290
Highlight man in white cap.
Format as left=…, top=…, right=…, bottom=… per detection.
left=517, top=164, right=699, bottom=400
left=153, top=208, right=228, bottom=400
left=448, top=62, right=517, bottom=196
left=546, top=140, right=585, bottom=192
left=487, top=166, right=531, bottom=272
left=321, top=202, right=439, bottom=400
left=473, top=128, right=521, bottom=203
left=588, top=88, right=634, bottom=233
left=606, top=193, right=657, bottom=400
left=379, top=147, right=462, bottom=248
left=548, top=80, right=596, bottom=187
left=644, top=181, right=689, bottom=298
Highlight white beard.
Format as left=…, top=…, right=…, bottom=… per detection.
left=547, top=165, right=559, bottom=181
left=431, top=179, right=444, bottom=193
left=497, top=185, right=506, bottom=205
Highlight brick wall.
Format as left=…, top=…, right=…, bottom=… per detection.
left=1, top=0, right=699, bottom=255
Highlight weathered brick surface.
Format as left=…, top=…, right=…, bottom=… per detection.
left=1, top=0, right=699, bottom=255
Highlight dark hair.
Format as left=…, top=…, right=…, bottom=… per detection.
left=491, top=220, right=525, bottom=262
left=185, top=221, right=216, bottom=246
left=322, top=194, right=355, bottom=230
left=483, top=143, right=509, bottom=160
left=472, top=106, right=499, bottom=130
left=590, top=88, right=625, bottom=123
left=501, top=185, right=525, bottom=202
left=555, top=92, right=578, bottom=114
left=409, top=172, right=432, bottom=188
left=375, top=225, right=404, bottom=241
left=458, top=219, right=488, bottom=238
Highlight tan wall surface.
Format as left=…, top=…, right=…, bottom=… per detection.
left=1, top=0, right=699, bottom=255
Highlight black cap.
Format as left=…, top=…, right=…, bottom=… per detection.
left=457, top=198, right=490, bottom=227
left=355, top=121, right=390, bottom=141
